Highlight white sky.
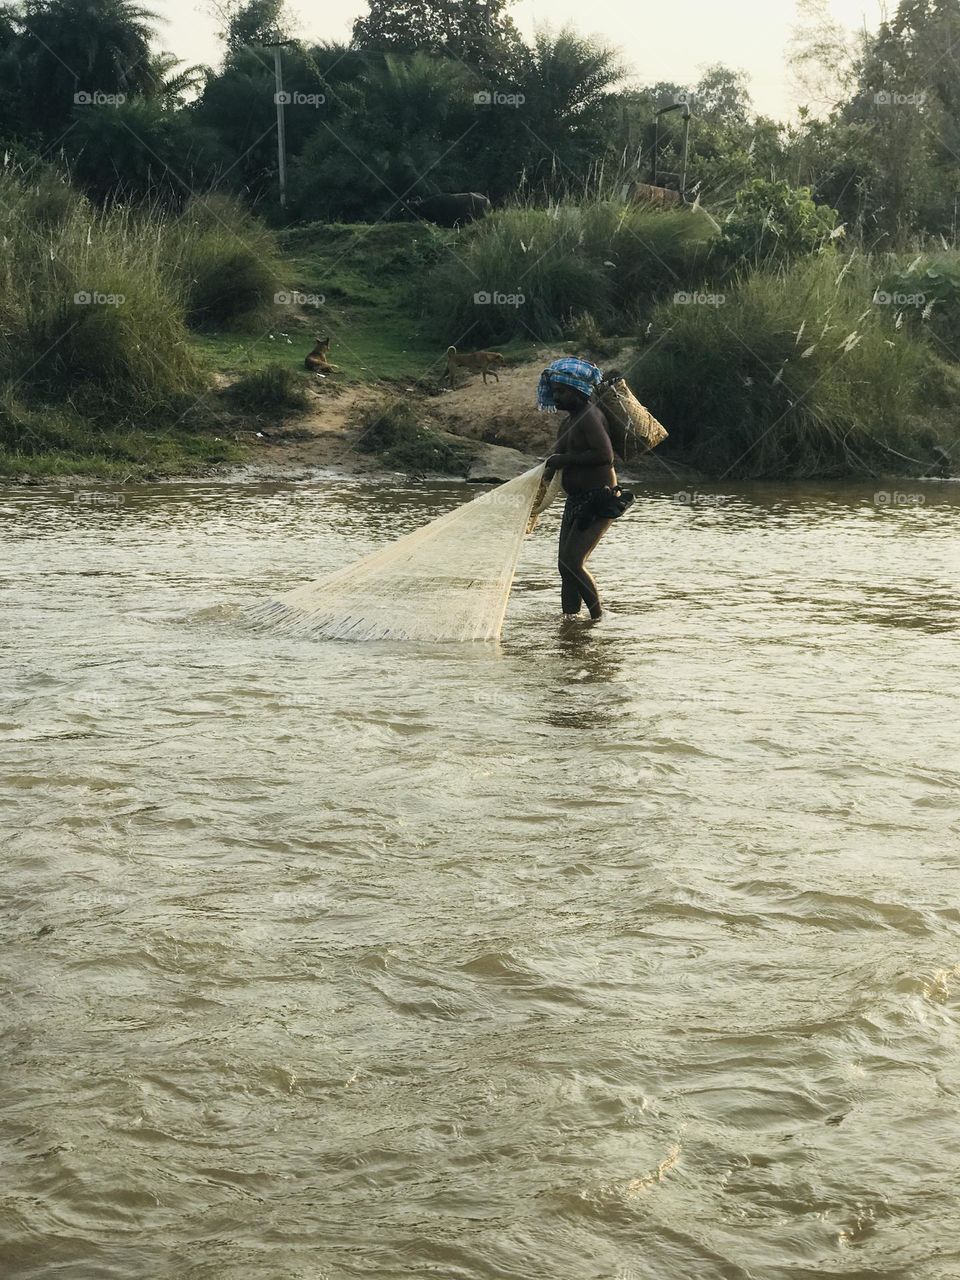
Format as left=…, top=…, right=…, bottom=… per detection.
left=155, top=0, right=886, bottom=120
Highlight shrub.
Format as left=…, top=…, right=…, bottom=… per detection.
left=165, top=194, right=284, bottom=330
left=718, top=179, right=841, bottom=268
left=629, top=254, right=940, bottom=476
left=419, top=198, right=716, bottom=343
left=565, top=309, right=622, bottom=358
left=226, top=364, right=308, bottom=413
left=356, top=398, right=472, bottom=473
left=876, top=253, right=960, bottom=356
left=0, top=171, right=205, bottom=421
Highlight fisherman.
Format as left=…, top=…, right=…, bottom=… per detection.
left=539, top=358, right=634, bottom=621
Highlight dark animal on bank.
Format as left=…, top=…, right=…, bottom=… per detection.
left=445, top=346, right=504, bottom=387
left=406, top=193, right=491, bottom=228
left=305, top=337, right=336, bottom=372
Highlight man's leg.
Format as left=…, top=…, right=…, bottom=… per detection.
left=560, top=519, right=612, bottom=619
left=558, top=511, right=585, bottom=615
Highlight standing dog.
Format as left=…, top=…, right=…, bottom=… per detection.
left=445, top=345, right=504, bottom=387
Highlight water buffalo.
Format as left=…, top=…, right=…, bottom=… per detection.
left=405, top=192, right=491, bottom=227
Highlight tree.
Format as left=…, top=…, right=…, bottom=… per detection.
left=788, top=0, right=859, bottom=114
left=352, top=0, right=522, bottom=73
left=67, top=96, right=226, bottom=201
left=695, top=64, right=752, bottom=124
left=290, top=52, right=475, bottom=220
left=16, top=0, right=160, bottom=136
left=507, top=28, right=625, bottom=193
left=216, top=0, right=288, bottom=53
left=148, top=51, right=209, bottom=106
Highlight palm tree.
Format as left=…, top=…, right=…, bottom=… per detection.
left=148, top=51, right=209, bottom=107
left=17, top=0, right=160, bottom=137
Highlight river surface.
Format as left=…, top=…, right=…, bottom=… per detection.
left=1, top=474, right=959, bottom=1280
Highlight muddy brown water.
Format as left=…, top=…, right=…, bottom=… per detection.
left=1, top=475, right=958, bottom=1280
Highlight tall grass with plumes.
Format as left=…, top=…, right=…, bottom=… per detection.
left=417, top=198, right=717, bottom=344
left=163, top=194, right=284, bottom=331
left=0, top=168, right=285, bottom=467
left=629, top=253, right=949, bottom=477
left=0, top=169, right=204, bottom=423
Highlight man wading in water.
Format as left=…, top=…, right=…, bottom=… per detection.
left=539, top=358, right=634, bottom=621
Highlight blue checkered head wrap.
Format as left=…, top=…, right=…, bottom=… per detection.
left=537, top=358, right=604, bottom=412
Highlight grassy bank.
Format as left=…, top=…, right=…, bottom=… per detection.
left=630, top=254, right=959, bottom=477
left=1, top=171, right=957, bottom=480
left=0, top=169, right=284, bottom=477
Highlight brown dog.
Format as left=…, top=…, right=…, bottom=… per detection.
left=445, top=345, right=504, bottom=387
left=305, top=337, right=337, bottom=372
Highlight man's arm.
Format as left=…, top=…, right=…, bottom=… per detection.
left=546, top=410, right=614, bottom=470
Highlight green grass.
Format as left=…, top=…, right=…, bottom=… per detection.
left=275, top=222, right=540, bottom=384
left=628, top=253, right=956, bottom=477
left=0, top=393, right=240, bottom=478
left=166, top=194, right=285, bottom=332
left=3, top=167, right=957, bottom=481
left=0, top=170, right=285, bottom=476
left=225, top=363, right=309, bottom=414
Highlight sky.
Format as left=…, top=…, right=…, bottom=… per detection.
left=155, top=0, right=886, bottom=121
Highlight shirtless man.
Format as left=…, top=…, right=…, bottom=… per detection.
left=540, top=360, right=619, bottom=621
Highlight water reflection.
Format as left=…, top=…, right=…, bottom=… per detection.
left=535, top=624, right=627, bottom=732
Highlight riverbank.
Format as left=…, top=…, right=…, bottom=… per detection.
left=2, top=206, right=957, bottom=483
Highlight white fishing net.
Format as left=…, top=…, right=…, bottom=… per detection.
left=247, top=465, right=562, bottom=643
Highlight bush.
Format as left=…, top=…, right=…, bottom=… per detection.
left=877, top=252, right=960, bottom=356
left=226, top=364, right=309, bottom=414
left=565, top=309, right=622, bottom=358
left=0, top=169, right=205, bottom=422
left=629, top=254, right=942, bottom=476
left=419, top=198, right=716, bottom=343
left=165, top=194, right=284, bottom=330
left=719, top=179, right=841, bottom=268
left=356, top=398, right=472, bottom=473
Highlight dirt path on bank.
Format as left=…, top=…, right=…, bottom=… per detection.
left=244, top=347, right=579, bottom=478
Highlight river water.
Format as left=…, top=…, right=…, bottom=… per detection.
left=1, top=475, right=958, bottom=1280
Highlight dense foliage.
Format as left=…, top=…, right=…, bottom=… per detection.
left=0, top=0, right=955, bottom=242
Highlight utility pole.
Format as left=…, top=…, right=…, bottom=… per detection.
left=263, top=38, right=295, bottom=210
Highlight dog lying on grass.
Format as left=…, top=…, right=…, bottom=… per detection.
left=305, top=337, right=338, bottom=373
left=445, top=345, right=504, bottom=387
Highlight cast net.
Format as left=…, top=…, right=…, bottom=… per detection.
left=245, top=465, right=562, bottom=643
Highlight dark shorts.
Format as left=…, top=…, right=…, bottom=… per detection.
left=561, top=486, right=635, bottom=533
